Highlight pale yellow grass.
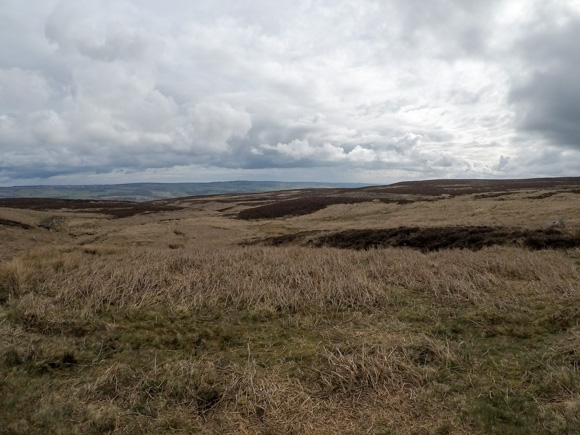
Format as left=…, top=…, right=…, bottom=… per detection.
left=290, top=192, right=580, bottom=233
left=6, top=245, right=572, bottom=314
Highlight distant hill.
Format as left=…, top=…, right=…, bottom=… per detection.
left=0, top=181, right=370, bottom=201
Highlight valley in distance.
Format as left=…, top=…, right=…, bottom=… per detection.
left=1, top=177, right=579, bottom=434
left=0, top=180, right=369, bottom=202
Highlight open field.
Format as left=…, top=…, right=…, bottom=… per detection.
left=1, top=178, right=580, bottom=434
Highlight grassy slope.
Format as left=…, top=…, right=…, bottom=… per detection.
left=0, top=182, right=579, bottom=434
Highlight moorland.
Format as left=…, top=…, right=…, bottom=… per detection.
left=0, top=181, right=365, bottom=202
left=1, top=177, right=579, bottom=434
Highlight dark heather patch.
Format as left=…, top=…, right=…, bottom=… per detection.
left=0, top=218, right=33, bottom=229
left=237, top=197, right=415, bottom=220
left=237, top=196, right=369, bottom=219
left=0, top=198, right=181, bottom=218
left=250, top=226, right=580, bottom=252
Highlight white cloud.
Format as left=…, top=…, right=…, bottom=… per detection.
left=45, top=0, right=161, bottom=63
left=347, top=145, right=376, bottom=163
left=0, top=0, right=579, bottom=184
left=186, top=102, right=252, bottom=153
left=0, top=68, right=54, bottom=113
left=264, top=140, right=346, bottom=162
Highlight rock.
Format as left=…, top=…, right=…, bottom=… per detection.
left=39, top=216, right=66, bottom=231
left=548, top=219, right=565, bottom=228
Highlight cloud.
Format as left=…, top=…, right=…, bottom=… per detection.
left=493, top=155, right=511, bottom=171
left=1, top=0, right=580, bottom=185
left=0, top=68, right=54, bottom=114
left=348, top=145, right=376, bottom=163
left=263, top=140, right=346, bottom=162
left=45, top=0, right=161, bottom=63
left=510, top=13, right=580, bottom=149
left=184, top=102, right=252, bottom=153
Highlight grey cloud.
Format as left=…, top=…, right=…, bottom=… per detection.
left=512, top=69, right=580, bottom=147
left=0, top=68, right=53, bottom=114
left=510, top=12, right=580, bottom=149
left=390, top=0, right=500, bottom=58
left=509, top=146, right=580, bottom=179
left=45, top=2, right=161, bottom=63
left=76, top=24, right=161, bottom=63
left=493, top=155, right=511, bottom=171
left=1, top=0, right=579, bottom=185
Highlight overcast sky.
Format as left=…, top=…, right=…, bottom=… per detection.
left=1, top=0, right=580, bottom=186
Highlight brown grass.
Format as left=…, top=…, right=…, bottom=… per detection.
left=1, top=244, right=579, bottom=433
left=12, top=246, right=569, bottom=312
left=1, top=179, right=580, bottom=433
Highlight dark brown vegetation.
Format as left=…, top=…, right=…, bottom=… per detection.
left=0, top=198, right=181, bottom=218
left=364, top=177, right=580, bottom=196
left=0, top=218, right=33, bottom=230
left=238, top=196, right=399, bottom=219
left=253, top=226, right=580, bottom=251
left=237, top=195, right=418, bottom=220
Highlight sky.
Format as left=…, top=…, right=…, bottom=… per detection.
left=1, top=0, right=580, bottom=186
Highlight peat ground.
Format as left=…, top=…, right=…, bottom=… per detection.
left=0, top=198, right=181, bottom=218
left=0, top=218, right=33, bottom=230
left=237, top=196, right=414, bottom=220
left=248, top=226, right=580, bottom=251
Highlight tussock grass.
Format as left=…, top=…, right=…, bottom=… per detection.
left=1, top=243, right=579, bottom=433
left=31, top=246, right=577, bottom=312
left=315, top=336, right=458, bottom=396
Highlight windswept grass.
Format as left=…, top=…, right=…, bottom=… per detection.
left=1, top=244, right=579, bottom=433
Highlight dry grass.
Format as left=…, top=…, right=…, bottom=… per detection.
left=36, top=247, right=577, bottom=311
left=290, top=192, right=580, bottom=232
left=1, top=184, right=580, bottom=433
left=1, top=243, right=579, bottom=433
